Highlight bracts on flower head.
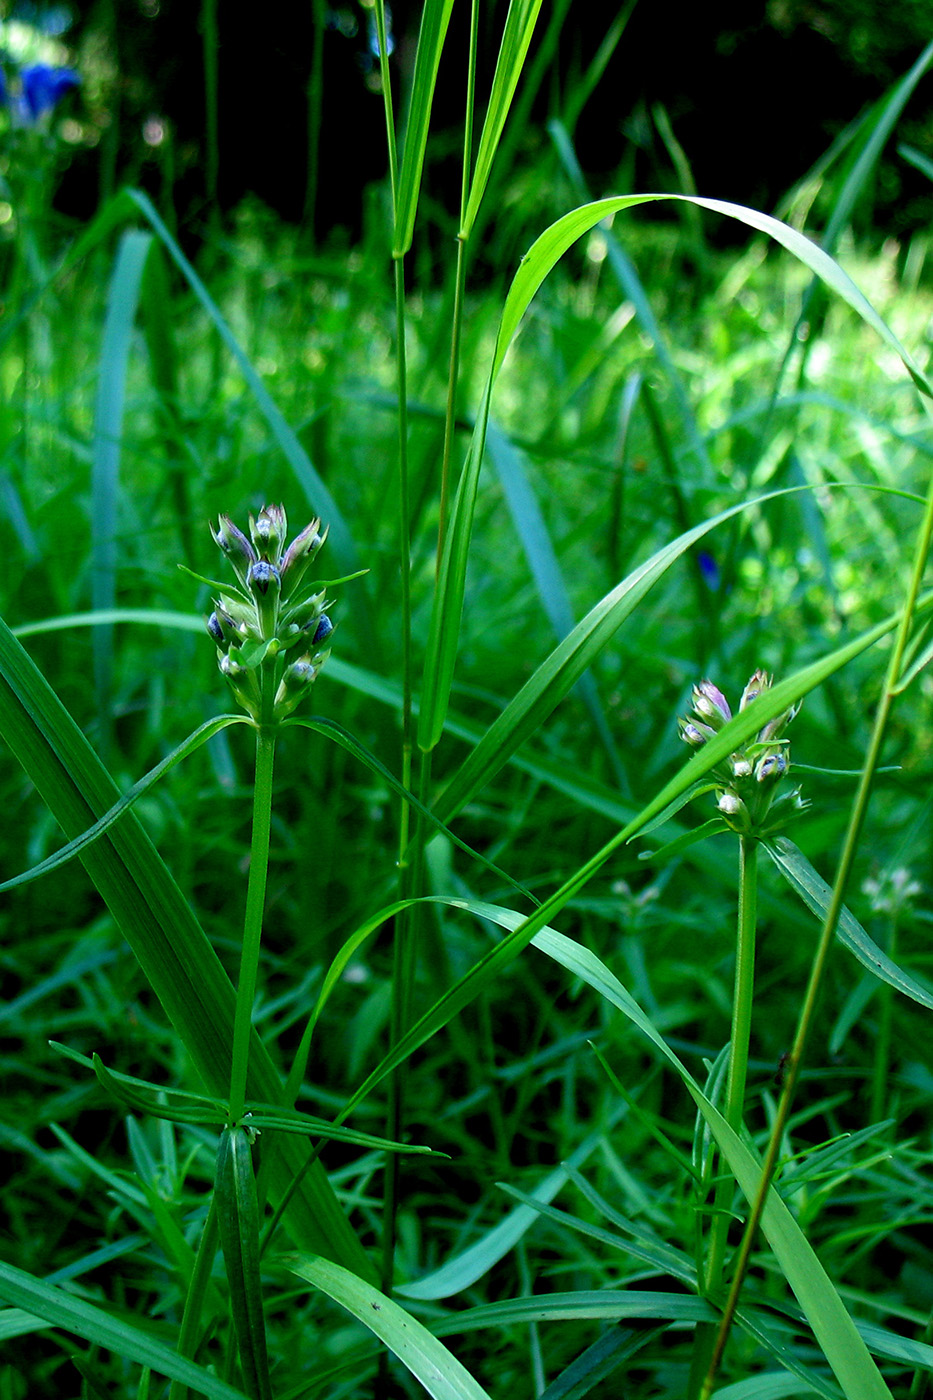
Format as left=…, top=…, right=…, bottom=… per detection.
left=212, top=516, right=257, bottom=589
left=280, top=519, right=327, bottom=599
left=249, top=503, right=288, bottom=557
left=679, top=668, right=807, bottom=839
left=205, top=506, right=336, bottom=722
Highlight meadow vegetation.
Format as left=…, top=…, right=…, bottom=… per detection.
left=3, top=8, right=933, bottom=1400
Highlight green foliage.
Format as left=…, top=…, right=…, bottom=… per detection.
left=4, top=13, right=933, bottom=1400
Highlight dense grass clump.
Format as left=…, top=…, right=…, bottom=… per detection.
left=4, top=10, right=933, bottom=1400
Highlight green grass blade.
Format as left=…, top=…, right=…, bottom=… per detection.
left=0, top=715, right=248, bottom=893
left=423, top=187, right=928, bottom=757
left=393, top=0, right=456, bottom=258
left=763, top=838, right=933, bottom=1011
left=0, top=1260, right=250, bottom=1399
left=536, top=1324, right=667, bottom=1400
left=92, top=229, right=153, bottom=750
left=0, top=616, right=375, bottom=1282
left=398, top=1131, right=607, bottom=1300
left=822, top=37, right=933, bottom=253
left=215, top=1127, right=273, bottom=1400
left=284, top=715, right=536, bottom=903
left=529, top=925, right=894, bottom=1399
left=494, top=193, right=933, bottom=397
left=429, top=489, right=790, bottom=829
left=561, top=1, right=636, bottom=138
left=485, top=419, right=624, bottom=782
left=122, top=189, right=364, bottom=583
left=279, top=1254, right=492, bottom=1400
left=461, top=0, right=544, bottom=238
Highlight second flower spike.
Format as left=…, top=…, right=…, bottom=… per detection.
left=679, top=671, right=807, bottom=838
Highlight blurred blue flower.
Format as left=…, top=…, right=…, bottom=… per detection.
left=697, top=549, right=720, bottom=591
left=20, top=62, right=79, bottom=121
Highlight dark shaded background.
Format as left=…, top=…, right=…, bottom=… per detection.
left=27, top=0, right=933, bottom=244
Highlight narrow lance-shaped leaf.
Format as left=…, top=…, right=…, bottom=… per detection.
left=0, top=1259, right=250, bottom=1400
left=280, top=1254, right=493, bottom=1400
left=421, top=190, right=932, bottom=760
left=764, top=836, right=933, bottom=1012
left=215, top=1127, right=273, bottom=1400
left=393, top=0, right=456, bottom=257
left=0, top=616, right=375, bottom=1282
left=461, top=0, right=545, bottom=238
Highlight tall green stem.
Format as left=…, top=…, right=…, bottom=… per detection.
left=703, top=836, right=758, bottom=1293
left=690, top=836, right=758, bottom=1396
left=700, top=448, right=933, bottom=1399
left=228, top=720, right=276, bottom=1123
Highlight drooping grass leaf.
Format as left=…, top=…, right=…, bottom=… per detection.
left=421, top=186, right=931, bottom=759
left=0, top=1260, right=250, bottom=1399
left=763, top=837, right=933, bottom=1011
left=91, top=229, right=152, bottom=750
left=279, top=1254, right=492, bottom=1400
left=0, top=615, right=375, bottom=1282
left=0, top=715, right=248, bottom=893
left=494, top=194, right=933, bottom=397
left=528, top=923, right=894, bottom=1399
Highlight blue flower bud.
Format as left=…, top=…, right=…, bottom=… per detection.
left=247, top=560, right=281, bottom=640
left=755, top=750, right=788, bottom=785
left=312, top=613, right=333, bottom=645
left=20, top=63, right=79, bottom=121
left=246, top=560, right=280, bottom=595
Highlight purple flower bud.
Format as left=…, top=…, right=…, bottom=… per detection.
left=755, top=750, right=788, bottom=785
left=312, top=613, right=333, bottom=645
left=692, top=680, right=731, bottom=729
left=739, top=669, right=771, bottom=712
left=279, top=518, right=327, bottom=597
left=207, top=612, right=225, bottom=644
left=212, top=515, right=257, bottom=586
left=679, top=718, right=715, bottom=747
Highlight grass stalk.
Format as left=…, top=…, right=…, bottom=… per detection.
left=703, top=835, right=758, bottom=1294
left=168, top=1198, right=220, bottom=1400
left=699, top=445, right=933, bottom=1398
left=437, top=0, right=479, bottom=562
left=690, top=835, right=759, bottom=1397
left=869, top=916, right=896, bottom=1126
left=228, top=719, right=276, bottom=1124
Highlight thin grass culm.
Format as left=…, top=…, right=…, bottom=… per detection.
left=677, top=673, right=805, bottom=1394
left=203, top=505, right=335, bottom=1395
